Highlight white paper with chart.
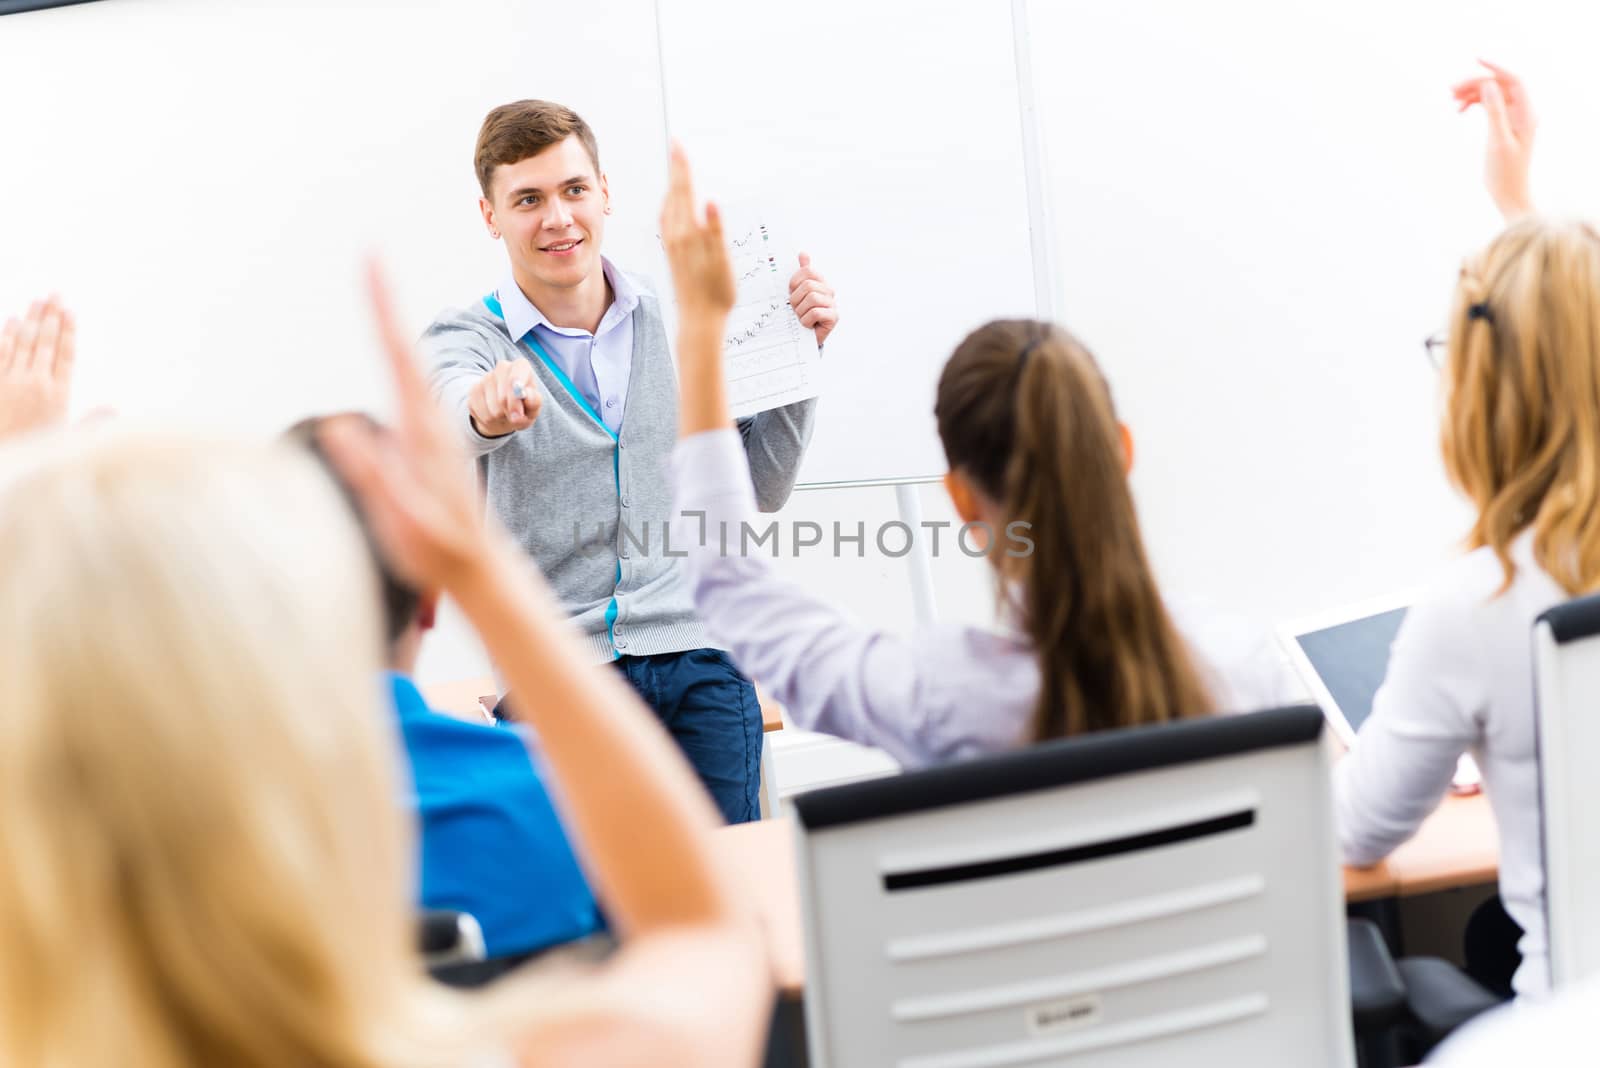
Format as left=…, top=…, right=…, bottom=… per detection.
left=715, top=208, right=822, bottom=418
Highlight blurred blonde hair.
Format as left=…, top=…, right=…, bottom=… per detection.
left=1443, top=217, right=1600, bottom=595
left=0, top=429, right=468, bottom=1068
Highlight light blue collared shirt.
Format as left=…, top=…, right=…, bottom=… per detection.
left=497, top=257, right=639, bottom=436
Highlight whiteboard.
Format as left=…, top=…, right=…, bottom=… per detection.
left=13, top=0, right=1600, bottom=633
left=2, top=0, right=1043, bottom=484
left=1028, top=0, right=1600, bottom=624
left=657, top=0, right=1040, bottom=484
left=0, top=0, right=667, bottom=433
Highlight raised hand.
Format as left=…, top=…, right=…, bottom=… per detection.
left=659, top=142, right=736, bottom=321
left=1451, top=59, right=1536, bottom=220
left=0, top=296, right=76, bottom=441
left=660, top=144, right=737, bottom=435
left=321, top=262, right=497, bottom=593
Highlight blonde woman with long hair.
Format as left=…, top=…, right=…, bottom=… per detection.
left=1336, top=63, right=1584, bottom=1000
left=0, top=265, right=768, bottom=1067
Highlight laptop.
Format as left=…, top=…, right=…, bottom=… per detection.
left=1279, top=594, right=1481, bottom=792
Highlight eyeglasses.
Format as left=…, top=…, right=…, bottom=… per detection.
left=1423, top=331, right=1447, bottom=370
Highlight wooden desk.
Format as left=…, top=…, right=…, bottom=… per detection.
left=715, top=796, right=1501, bottom=994
left=420, top=674, right=787, bottom=732
left=1347, top=790, right=1499, bottom=899
left=1323, top=734, right=1500, bottom=900
left=757, top=688, right=785, bottom=733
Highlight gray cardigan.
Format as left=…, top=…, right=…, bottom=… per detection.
left=423, top=276, right=816, bottom=663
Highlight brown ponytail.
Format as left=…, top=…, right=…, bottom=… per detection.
left=935, top=320, right=1215, bottom=741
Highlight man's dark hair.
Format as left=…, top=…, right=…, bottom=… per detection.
left=283, top=413, right=421, bottom=647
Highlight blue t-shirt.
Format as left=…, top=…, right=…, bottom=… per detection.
left=389, top=673, right=602, bottom=958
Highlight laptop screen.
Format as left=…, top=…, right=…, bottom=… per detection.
left=1292, top=607, right=1408, bottom=735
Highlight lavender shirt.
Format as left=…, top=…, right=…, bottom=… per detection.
left=497, top=257, right=638, bottom=436
left=670, top=429, right=1301, bottom=769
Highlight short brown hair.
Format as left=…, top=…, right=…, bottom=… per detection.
left=474, top=100, right=601, bottom=198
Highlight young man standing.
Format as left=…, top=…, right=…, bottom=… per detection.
left=424, top=101, right=838, bottom=823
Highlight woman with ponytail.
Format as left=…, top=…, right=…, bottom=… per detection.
left=935, top=319, right=1224, bottom=741
left=1336, top=62, right=1586, bottom=1000
left=659, top=147, right=1292, bottom=769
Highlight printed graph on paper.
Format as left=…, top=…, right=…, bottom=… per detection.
left=719, top=211, right=822, bottom=418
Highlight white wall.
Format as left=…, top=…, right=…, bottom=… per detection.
left=11, top=0, right=1600, bottom=688
left=657, top=0, right=1040, bottom=484
left=0, top=0, right=666, bottom=435
left=1031, top=0, right=1600, bottom=627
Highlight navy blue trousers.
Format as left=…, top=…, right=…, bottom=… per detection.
left=609, top=648, right=763, bottom=825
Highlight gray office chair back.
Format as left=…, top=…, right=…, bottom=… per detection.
left=790, top=706, right=1352, bottom=1068
left=1534, top=594, right=1600, bottom=990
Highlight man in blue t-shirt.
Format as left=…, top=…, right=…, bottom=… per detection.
left=293, top=414, right=601, bottom=959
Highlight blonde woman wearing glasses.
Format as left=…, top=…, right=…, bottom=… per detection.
left=1336, top=61, right=1587, bottom=1001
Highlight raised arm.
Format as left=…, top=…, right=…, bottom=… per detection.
left=659, top=147, right=991, bottom=765
left=1452, top=59, right=1536, bottom=221
left=324, top=262, right=766, bottom=1068
left=0, top=297, right=75, bottom=442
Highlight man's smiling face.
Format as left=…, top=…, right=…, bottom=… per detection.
left=483, top=135, right=608, bottom=295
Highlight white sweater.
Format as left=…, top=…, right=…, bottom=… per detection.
left=1335, top=533, right=1563, bottom=998
left=1430, top=978, right=1600, bottom=1064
